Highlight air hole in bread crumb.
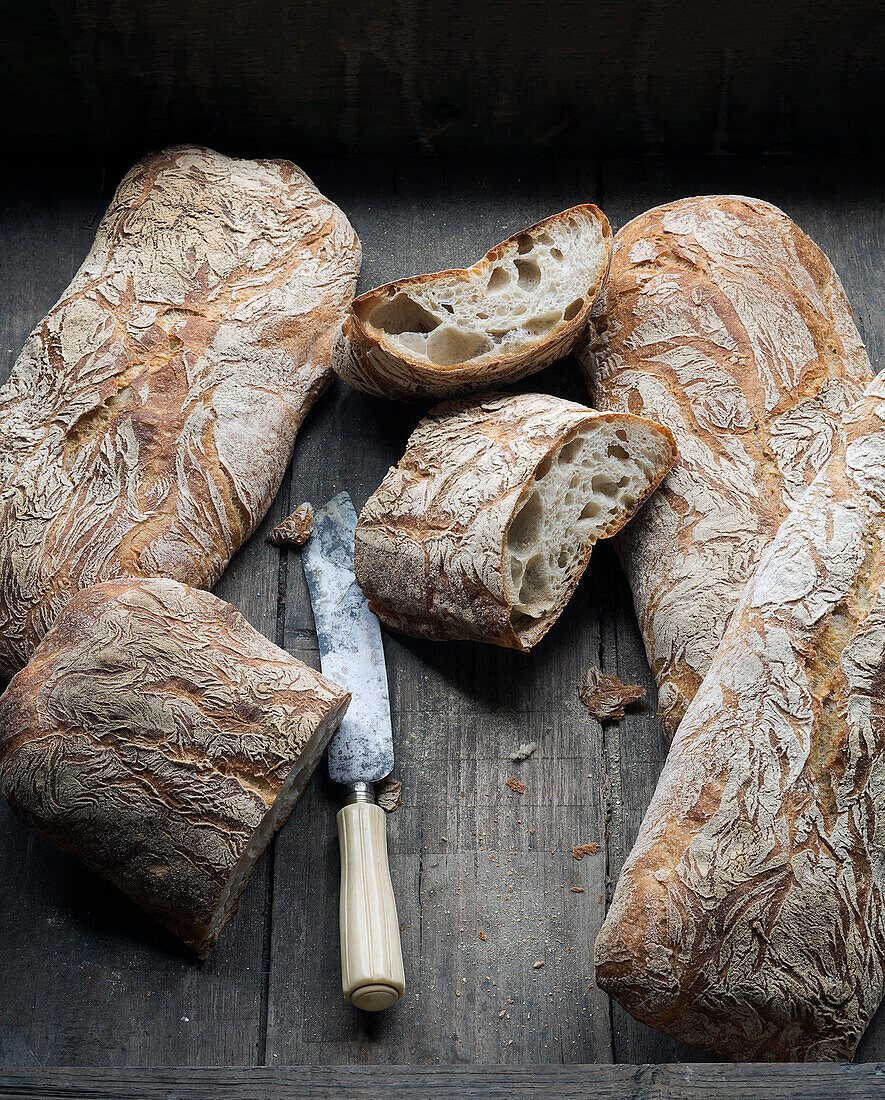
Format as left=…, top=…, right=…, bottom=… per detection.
left=551, top=247, right=563, bottom=260
left=425, top=327, right=490, bottom=366
left=515, top=258, right=541, bottom=290
left=516, top=235, right=534, bottom=254
left=607, top=443, right=630, bottom=461
left=487, top=266, right=510, bottom=291
left=563, top=298, right=584, bottom=321
left=366, top=293, right=440, bottom=336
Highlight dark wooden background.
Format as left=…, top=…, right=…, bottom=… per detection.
left=3, top=1, right=885, bottom=159
left=1, top=153, right=884, bottom=1078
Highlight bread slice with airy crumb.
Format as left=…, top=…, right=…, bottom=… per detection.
left=355, top=392, right=676, bottom=649
left=332, top=206, right=612, bottom=401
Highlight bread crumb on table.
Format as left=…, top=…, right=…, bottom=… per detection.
left=266, top=502, right=314, bottom=548
left=572, top=843, right=600, bottom=860
left=506, top=777, right=526, bottom=794
left=375, top=776, right=403, bottom=813
left=578, top=665, right=645, bottom=721
left=509, top=741, right=538, bottom=762
left=533, top=960, right=545, bottom=969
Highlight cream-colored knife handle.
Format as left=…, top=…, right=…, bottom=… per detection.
left=337, top=795, right=405, bottom=1011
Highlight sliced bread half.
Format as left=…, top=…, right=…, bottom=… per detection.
left=333, top=205, right=612, bottom=401
left=355, top=392, right=676, bottom=649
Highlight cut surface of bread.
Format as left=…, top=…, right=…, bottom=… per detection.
left=0, top=577, right=349, bottom=957
left=505, top=419, right=670, bottom=630
left=333, top=206, right=611, bottom=400
left=355, top=392, right=676, bottom=649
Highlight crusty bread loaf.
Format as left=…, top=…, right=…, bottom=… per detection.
left=332, top=205, right=611, bottom=401
left=355, top=392, right=676, bottom=649
left=0, top=144, right=360, bottom=677
left=595, top=372, right=885, bottom=1061
left=579, top=196, right=873, bottom=735
left=0, top=577, right=349, bottom=957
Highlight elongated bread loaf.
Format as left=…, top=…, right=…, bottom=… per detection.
left=580, top=196, right=872, bottom=735
left=332, top=205, right=611, bottom=401
left=595, top=373, right=885, bottom=1061
left=0, top=577, right=349, bottom=956
left=355, top=392, right=676, bottom=649
left=0, top=145, right=360, bottom=677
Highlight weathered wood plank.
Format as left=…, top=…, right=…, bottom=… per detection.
left=264, top=156, right=619, bottom=1064
left=2, top=1063, right=884, bottom=1099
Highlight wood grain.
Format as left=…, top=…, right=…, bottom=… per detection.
left=0, top=156, right=883, bottom=1070
left=2, top=1064, right=884, bottom=1098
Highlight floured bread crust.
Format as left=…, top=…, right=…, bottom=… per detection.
left=355, top=392, right=676, bottom=649
left=580, top=195, right=872, bottom=734
left=595, top=373, right=885, bottom=1061
left=333, top=205, right=611, bottom=401
left=0, top=145, right=360, bottom=676
left=0, top=577, right=349, bottom=956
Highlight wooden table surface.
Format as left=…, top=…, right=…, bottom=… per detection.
left=1, top=154, right=884, bottom=1092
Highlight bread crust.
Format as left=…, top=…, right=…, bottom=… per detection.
left=355, top=391, right=676, bottom=649
left=580, top=195, right=872, bottom=735
left=595, top=373, right=885, bottom=1061
left=332, top=205, right=612, bottom=401
left=0, top=145, right=360, bottom=676
left=0, top=577, right=349, bottom=956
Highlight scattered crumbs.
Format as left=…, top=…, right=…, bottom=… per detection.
left=509, top=741, right=538, bottom=762
left=579, top=666, right=645, bottom=721
left=573, top=843, right=600, bottom=860
left=266, top=502, right=314, bottom=548
left=455, top=990, right=461, bottom=997
left=533, top=960, right=545, bottom=970
left=598, top=894, right=604, bottom=904
left=478, top=930, right=487, bottom=941
left=506, top=777, right=526, bottom=794
left=498, top=1010, right=506, bottom=1018
left=570, top=887, right=585, bottom=893
left=376, top=776, right=403, bottom=813
left=440, top=835, right=448, bottom=842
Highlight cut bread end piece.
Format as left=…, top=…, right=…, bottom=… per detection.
left=504, top=416, right=676, bottom=648
left=333, top=204, right=612, bottom=401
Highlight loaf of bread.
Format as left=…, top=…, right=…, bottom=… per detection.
left=332, top=205, right=611, bottom=401
left=595, top=373, right=885, bottom=1061
left=0, top=577, right=349, bottom=956
left=0, top=145, right=360, bottom=677
left=355, top=392, right=676, bottom=649
left=580, top=196, right=872, bottom=735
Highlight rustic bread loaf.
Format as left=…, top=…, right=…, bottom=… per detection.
left=595, top=373, right=885, bottom=1061
left=0, top=577, right=349, bottom=957
left=332, top=205, right=611, bottom=401
left=0, top=144, right=360, bottom=677
left=355, top=392, right=676, bottom=649
left=579, top=196, right=872, bottom=735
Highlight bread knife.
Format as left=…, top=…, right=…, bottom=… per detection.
left=301, top=491, right=405, bottom=1012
